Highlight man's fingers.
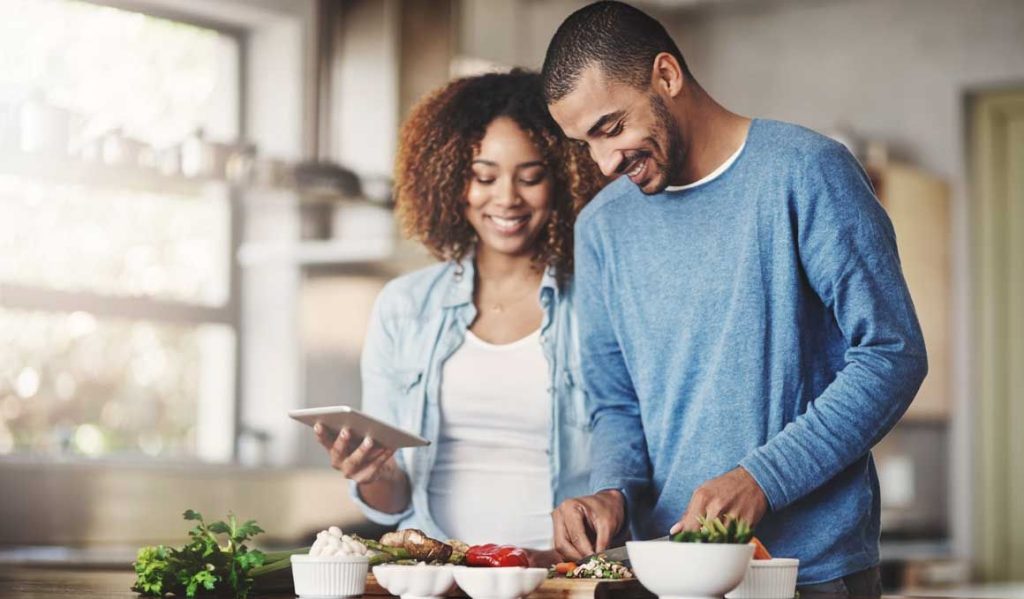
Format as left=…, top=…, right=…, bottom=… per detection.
left=703, top=500, right=723, bottom=523
left=593, top=519, right=612, bottom=553
left=673, top=504, right=701, bottom=534
left=553, top=505, right=587, bottom=560
left=565, top=504, right=595, bottom=557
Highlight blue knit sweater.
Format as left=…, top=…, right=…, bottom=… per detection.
left=575, top=119, right=927, bottom=584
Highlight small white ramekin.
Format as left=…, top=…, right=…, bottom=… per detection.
left=451, top=566, right=548, bottom=599
left=291, top=554, right=370, bottom=598
left=372, top=563, right=458, bottom=599
left=725, top=558, right=800, bottom=599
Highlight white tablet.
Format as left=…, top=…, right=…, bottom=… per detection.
left=289, top=405, right=430, bottom=449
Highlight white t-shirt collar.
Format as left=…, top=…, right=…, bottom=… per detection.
left=664, top=140, right=746, bottom=192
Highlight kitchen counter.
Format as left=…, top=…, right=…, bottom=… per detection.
left=0, top=566, right=996, bottom=599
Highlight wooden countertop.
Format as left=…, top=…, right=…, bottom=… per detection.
left=0, top=566, right=974, bottom=599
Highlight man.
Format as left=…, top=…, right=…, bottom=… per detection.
left=541, top=2, right=927, bottom=595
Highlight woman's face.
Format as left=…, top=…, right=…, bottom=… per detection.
left=466, top=116, right=553, bottom=259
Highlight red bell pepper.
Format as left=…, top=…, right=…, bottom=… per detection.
left=465, top=544, right=530, bottom=568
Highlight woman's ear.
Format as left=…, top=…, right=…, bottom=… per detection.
left=651, top=52, right=685, bottom=98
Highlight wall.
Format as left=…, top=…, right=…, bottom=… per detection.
left=330, top=0, right=401, bottom=178
left=666, top=0, right=1024, bottom=563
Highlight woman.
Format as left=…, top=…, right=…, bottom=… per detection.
left=313, top=70, right=603, bottom=554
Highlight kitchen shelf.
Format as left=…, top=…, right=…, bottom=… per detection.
left=237, top=238, right=395, bottom=267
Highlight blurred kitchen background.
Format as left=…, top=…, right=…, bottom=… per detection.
left=0, top=0, right=1021, bottom=595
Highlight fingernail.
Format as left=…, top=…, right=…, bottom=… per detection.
left=339, top=429, right=349, bottom=440
left=314, top=423, right=322, bottom=434
left=669, top=524, right=681, bottom=535
left=361, top=436, right=373, bottom=448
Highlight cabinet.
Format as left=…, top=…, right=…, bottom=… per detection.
left=870, top=164, right=951, bottom=421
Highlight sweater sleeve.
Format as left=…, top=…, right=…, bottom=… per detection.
left=575, top=214, right=653, bottom=503
left=739, top=143, right=928, bottom=511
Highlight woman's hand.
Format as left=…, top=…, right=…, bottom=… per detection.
left=314, top=422, right=396, bottom=484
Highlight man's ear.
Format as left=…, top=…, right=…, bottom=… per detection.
left=651, top=52, right=685, bottom=98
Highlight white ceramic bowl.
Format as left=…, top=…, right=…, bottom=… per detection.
left=725, top=558, right=799, bottom=599
left=291, top=554, right=370, bottom=598
left=372, top=564, right=458, bottom=599
left=626, top=540, right=754, bottom=599
left=452, top=566, right=548, bottom=599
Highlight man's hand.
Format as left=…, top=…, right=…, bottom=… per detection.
left=552, top=490, right=626, bottom=560
left=670, top=467, right=768, bottom=534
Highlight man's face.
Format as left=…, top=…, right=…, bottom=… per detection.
left=549, top=66, right=686, bottom=195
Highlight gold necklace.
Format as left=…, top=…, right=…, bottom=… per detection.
left=479, top=285, right=538, bottom=313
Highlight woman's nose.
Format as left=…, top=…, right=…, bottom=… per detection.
left=492, top=176, right=521, bottom=205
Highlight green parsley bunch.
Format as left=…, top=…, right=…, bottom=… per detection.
left=133, top=510, right=292, bottom=598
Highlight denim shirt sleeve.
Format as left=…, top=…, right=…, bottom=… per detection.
left=739, top=143, right=928, bottom=511
left=348, top=286, right=414, bottom=525
left=575, top=214, right=652, bottom=503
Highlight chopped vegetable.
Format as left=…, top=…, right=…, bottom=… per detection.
left=564, top=555, right=631, bottom=579
left=554, top=562, right=577, bottom=575
left=750, top=537, right=772, bottom=560
left=465, top=544, right=530, bottom=568
left=670, top=515, right=754, bottom=544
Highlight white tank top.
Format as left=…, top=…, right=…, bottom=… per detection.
left=428, top=328, right=553, bottom=548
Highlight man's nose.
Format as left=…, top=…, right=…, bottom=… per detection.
left=592, top=144, right=622, bottom=178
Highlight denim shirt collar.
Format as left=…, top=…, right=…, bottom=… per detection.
left=441, top=252, right=561, bottom=310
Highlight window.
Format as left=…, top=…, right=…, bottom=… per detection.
left=0, top=0, right=241, bottom=461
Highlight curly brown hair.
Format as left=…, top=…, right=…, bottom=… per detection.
left=394, top=69, right=604, bottom=286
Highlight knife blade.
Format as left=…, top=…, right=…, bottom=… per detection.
left=582, top=534, right=671, bottom=565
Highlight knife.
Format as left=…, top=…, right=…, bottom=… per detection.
left=582, top=534, right=671, bottom=565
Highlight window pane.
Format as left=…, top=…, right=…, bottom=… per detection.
left=0, top=309, right=234, bottom=460
left=0, top=0, right=239, bottom=147
left=0, top=176, right=231, bottom=306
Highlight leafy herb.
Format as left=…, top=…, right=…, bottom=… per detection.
left=133, top=509, right=288, bottom=598
left=670, top=515, right=754, bottom=544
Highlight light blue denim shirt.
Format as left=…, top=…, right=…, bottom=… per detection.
left=349, top=256, right=592, bottom=539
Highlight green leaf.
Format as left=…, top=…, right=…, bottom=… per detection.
left=183, top=509, right=203, bottom=522
left=235, top=520, right=265, bottom=542
left=207, top=521, right=231, bottom=535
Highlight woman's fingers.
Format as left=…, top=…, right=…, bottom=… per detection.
left=350, top=447, right=396, bottom=484
left=313, top=422, right=335, bottom=451
left=315, top=425, right=394, bottom=482
left=340, top=435, right=384, bottom=477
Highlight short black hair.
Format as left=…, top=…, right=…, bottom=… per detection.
left=542, top=1, right=691, bottom=103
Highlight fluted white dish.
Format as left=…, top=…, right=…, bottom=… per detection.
left=291, top=554, right=370, bottom=598
left=626, top=540, right=754, bottom=599
left=372, top=564, right=458, bottom=599
left=725, top=558, right=799, bottom=599
left=451, top=566, right=548, bottom=599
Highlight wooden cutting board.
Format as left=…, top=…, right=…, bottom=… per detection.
left=365, top=574, right=655, bottom=599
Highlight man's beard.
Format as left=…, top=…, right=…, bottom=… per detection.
left=643, top=93, right=686, bottom=194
